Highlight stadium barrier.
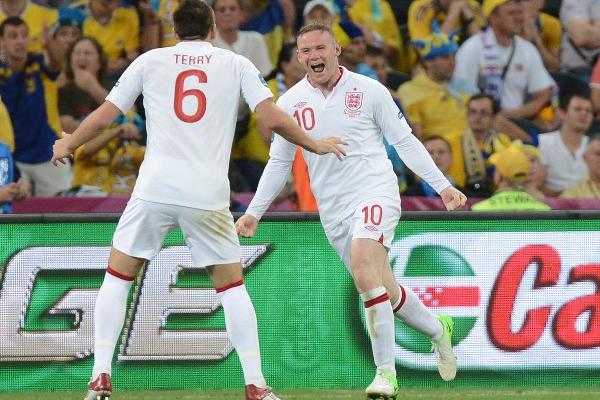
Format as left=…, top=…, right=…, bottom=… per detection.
left=0, top=211, right=599, bottom=392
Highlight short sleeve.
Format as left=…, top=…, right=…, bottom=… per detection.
left=106, top=55, right=145, bottom=113
left=454, top=38, right=481, bottom=89
left=239, top=55, right=274, bottom=112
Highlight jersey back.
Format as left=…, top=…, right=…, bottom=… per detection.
left=106, top=41, right=272, bottom=209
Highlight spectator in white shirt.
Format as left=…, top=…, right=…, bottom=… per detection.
left=538, top=93, right=594, bottom=196
left=454, top=0, right=554, bottom=125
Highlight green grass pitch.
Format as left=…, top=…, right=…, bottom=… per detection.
left=2, top=388, right=600, bottom=399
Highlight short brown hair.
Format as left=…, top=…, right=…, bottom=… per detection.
left=173, top=0, right=214, bottom=40
left=297, top=22, right=333, bottom=39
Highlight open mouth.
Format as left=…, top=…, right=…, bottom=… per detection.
left=311, top=63, right=325, bottom=73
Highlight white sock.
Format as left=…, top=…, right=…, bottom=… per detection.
left=217, top=280, right=267, bottom=388
left=393, top=284, right=442, bottom=341
left=361, top=287, right=396, bottom=373
left=92, top=268, right=134, bottom=379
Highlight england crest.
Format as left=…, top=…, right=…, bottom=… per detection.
left=345, top=91, right=363, bottom=111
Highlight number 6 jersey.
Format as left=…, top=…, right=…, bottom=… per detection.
left=106, top=41, right=273, bottom=210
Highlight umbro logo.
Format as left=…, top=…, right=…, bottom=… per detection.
left=294, top=101, right=307, bottom=108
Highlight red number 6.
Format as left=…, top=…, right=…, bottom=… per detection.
left=174, top=69, right=207, bottom=123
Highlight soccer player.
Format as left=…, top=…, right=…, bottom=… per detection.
left=51, top=2, right=346, bottom=399
left=236, top=23, right=466, bottom=400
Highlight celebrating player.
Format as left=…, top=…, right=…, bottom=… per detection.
left=52, top=2, right=346, bottom=399
left=236, top=23, right=466, bottom=400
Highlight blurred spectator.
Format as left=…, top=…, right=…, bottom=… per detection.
left=303, top=0, right=335, bottom=26
left=214, top=0, right=273, bottom=76
left=365, top=45, right=410, bottom=93
left=343, top=0, right=406, bottom=72
left=68, top=110, right=145, bottom=196
left=232, top=42, right=303, bottom=191
left=51, top=7, right=83, bottom=55
left=520, top=0, right=560, bottom=71
left=592, top=58, right=600, bottom=116
left=408, top=0, right=484, bottom=43
left=459, top=93, right=513, bottom=196
left=559, top=0, right=600, bottom=82
left=404, top=135, right=458, bottom=197
left=0, top=96, right=13, bottom=150
left=539, top=93, right=594, bottom=196
left=69, top=0, right=140, bottom=80
left=0, top=17, right=70, bottom=196
left=454, top=0, right=555, bottom=126
left=0, top=0, right=58, bottom=53
left=397, top=30, right=477, bottom=186
left=336, top=20, right=377, bottom=80
left=522, top=143, right=546, bottom=200
left=0, top=140, right=30, bottom=213
left=471, top=141, right=550, bottom=211
left=139, top=0, right=179, bottom=51
left=241, top=0, right=295, bottom=66
left=52, top=7, right=84, bottom=86
left=560, top=134, right=600, bottom=199
left=59, top=36, right=109, bottom=134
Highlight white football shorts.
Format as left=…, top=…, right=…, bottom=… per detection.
left=112, top=196, right=241, bottom=267
left=325, top=196, right=400, bottom=272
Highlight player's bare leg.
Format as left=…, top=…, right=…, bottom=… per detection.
left=351, top=239, right=398, bottom=400
left=85, top=248, right=146, bottom=400
left=382, top=260, right=457, bottom=381
left=207, top=263, right=280, bottom=400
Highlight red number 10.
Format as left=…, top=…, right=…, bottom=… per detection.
left=293, top=107, right=315, bottom=130
left=362, top=204, right=383, bottom=225
left=174, top=69, right=207, bottom=123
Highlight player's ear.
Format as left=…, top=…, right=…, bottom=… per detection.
left=173, top=29, right=180, bottom=42
left=334, top=41, right=341, bottom=57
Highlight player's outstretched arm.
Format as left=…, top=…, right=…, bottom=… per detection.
left=52, top=101, right=122, bottom=165
left=235, top=214, right=259, bottom=238
left=255, top=99, right=347, bottom=160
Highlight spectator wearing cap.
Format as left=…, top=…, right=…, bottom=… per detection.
left=303, top=0, right=335, bottom=26
left=334, top=19, right=378, bottom=81
left=0, top=0, right=58, bottom=53
left=560, top=135, right=600, bottom=199
left=454, top=0, right=555, bottom=130
left=559, top=0, right=600, bottom=82
left=52, top=7, right=84, bottom=87
left=68, top=0, right=140, bottom=80
left=539, top=92, right=594, bottom=196
left=397, top=29, right=477, bottom=186
left=520, top=0, right=560, bottom=71
left=471, top=141, right=551, bottom=211
left=408, top=0, right=484, bottom=44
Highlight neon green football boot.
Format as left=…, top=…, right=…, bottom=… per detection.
left=431, top=314, right=457, bottom=381
left=365, top=368, right=399, bottom=399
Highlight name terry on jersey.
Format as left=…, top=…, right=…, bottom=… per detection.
left=174, top=54, right=213, bottom=65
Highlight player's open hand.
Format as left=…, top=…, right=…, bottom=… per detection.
left=314, top=136, right=347, bottom=160
left=52, top=133, right=75, bottom=166
left=235, top=214, right=259, bottom=238
left=440, top=186, right=467, bottom=211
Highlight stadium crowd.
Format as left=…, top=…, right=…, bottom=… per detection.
left=1, top=0, right=599, bottom=212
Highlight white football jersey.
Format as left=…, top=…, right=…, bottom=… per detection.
left=106, top=41, right=272, bottom=210
left=269, top=68, right=411, bottom=230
